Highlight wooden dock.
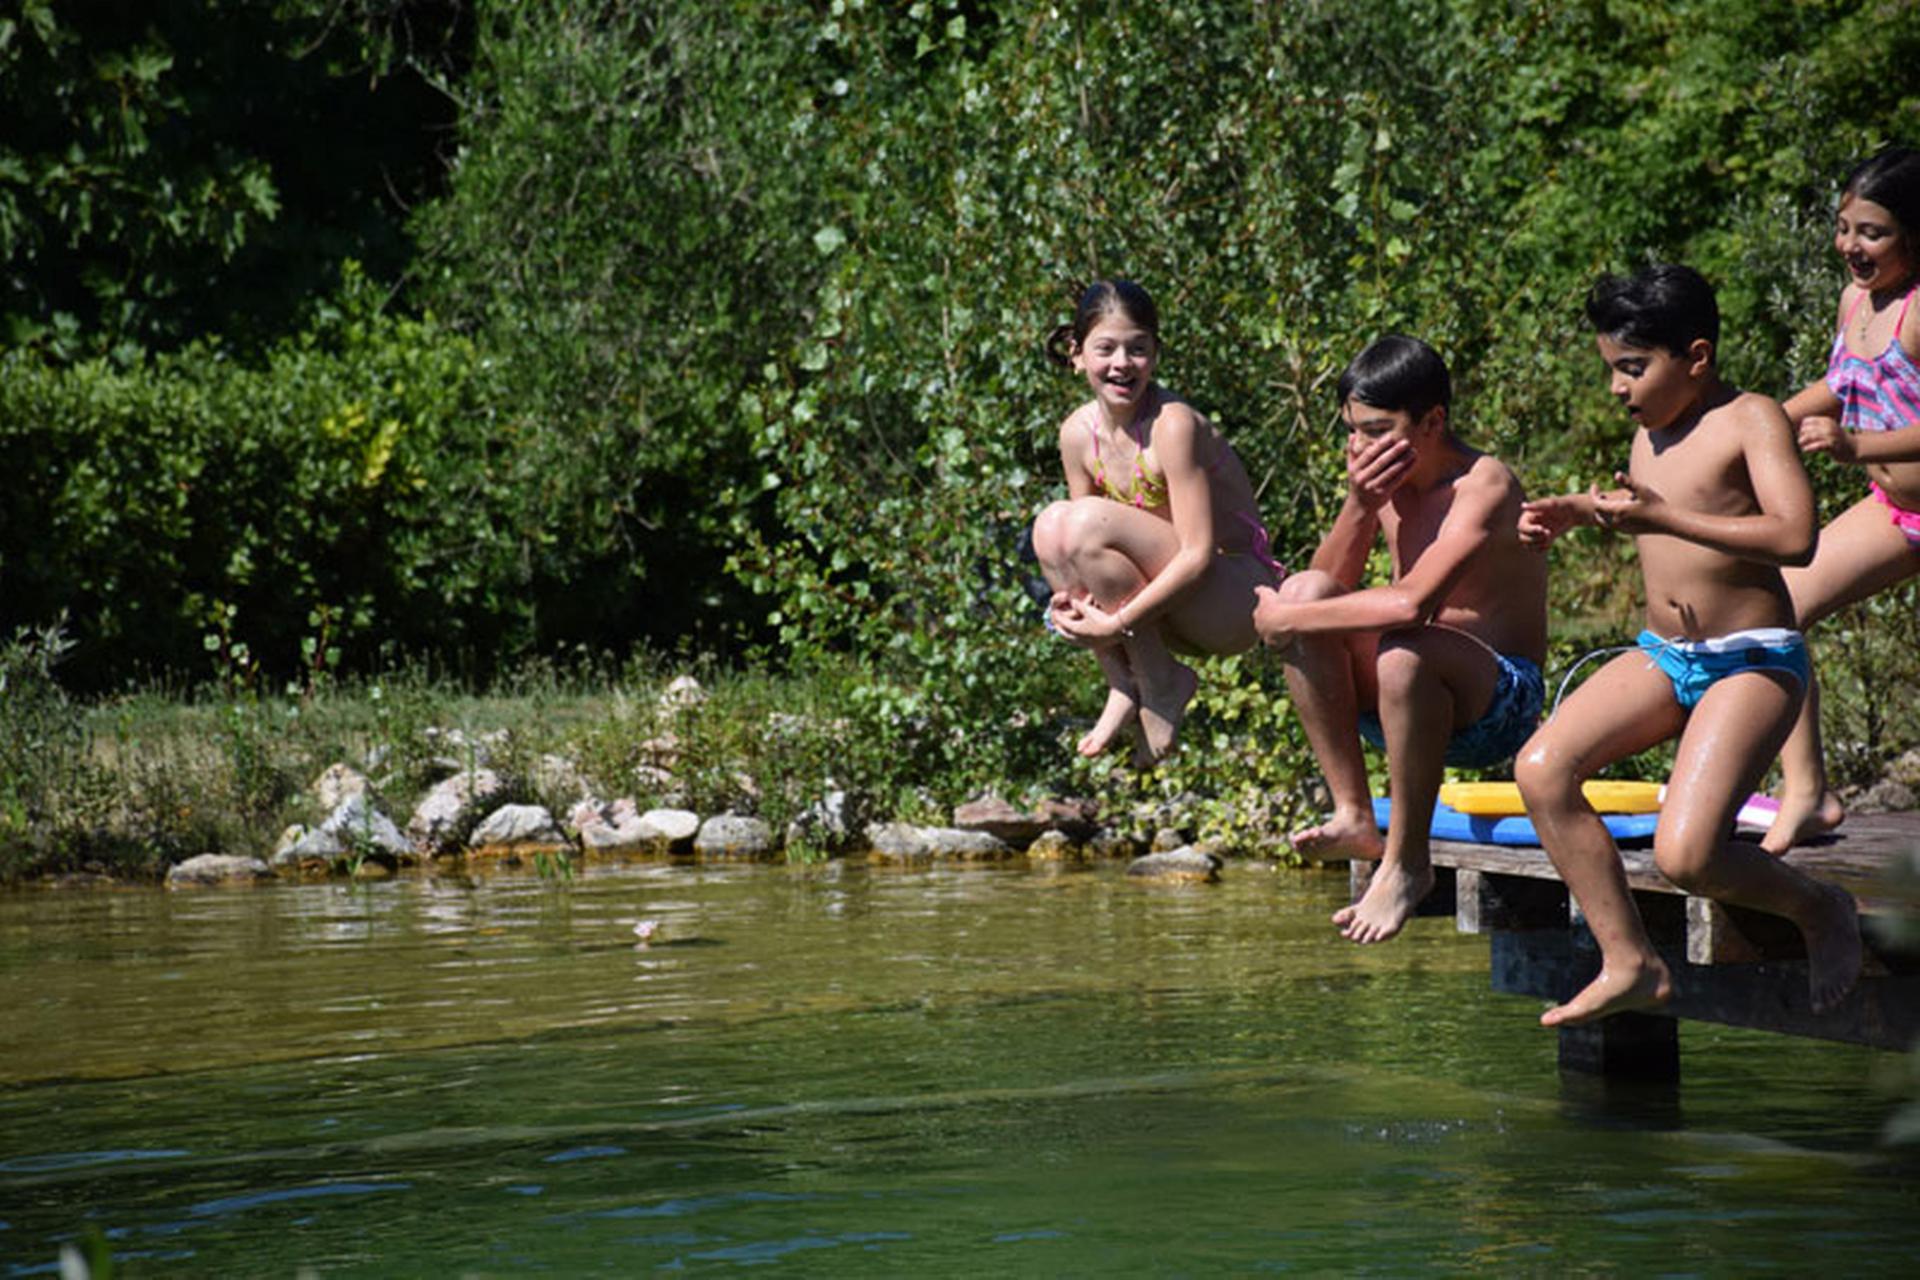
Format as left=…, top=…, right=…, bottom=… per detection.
left=1350, top=813, right=1920, bottom=1078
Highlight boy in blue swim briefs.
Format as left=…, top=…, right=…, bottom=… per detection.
left=1517, top=265, right=1862, bottom=1027
left=1253, top=336, right=1548, bottom=945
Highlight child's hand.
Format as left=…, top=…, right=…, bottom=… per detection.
left=1518, top=493, right=1590, bottom=547
left=1346, top=433, right=1415, bottom=509
left=1252, top=583, right=1292, bottom=648
left=1590, top=471, right=1663, bottom=533
left=1051, top=594, right=1124, bottom=646
left=1797, top=415, right=1855, bottom=461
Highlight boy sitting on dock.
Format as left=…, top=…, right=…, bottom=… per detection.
left=1515, top=264, right=1862, bottom=1025
left=1253, top=336, right=1548, bottom=944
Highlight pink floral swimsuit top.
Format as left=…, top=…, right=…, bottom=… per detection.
left=1826, top=284, right=1920, bottom=434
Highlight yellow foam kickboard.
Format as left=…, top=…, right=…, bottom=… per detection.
left=1438, top=780, right=1663, bottom=816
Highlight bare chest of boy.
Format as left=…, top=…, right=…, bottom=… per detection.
left=1631, top=422, right=1756, bottom=521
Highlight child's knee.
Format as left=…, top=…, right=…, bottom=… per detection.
left=1513, top=738, right=1574, bottom=808
left=1032, top=499, right=1104, bottom=561
left=1277, top=568, right=1341, bottom=603
left=1653, top=830, right=1716, bottom=890
left=1371, top=638, right=1431, bottom=702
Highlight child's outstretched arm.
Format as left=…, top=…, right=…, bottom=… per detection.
left=1518, top=491, right=1599, bottom=547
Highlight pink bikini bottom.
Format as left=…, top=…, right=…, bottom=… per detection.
left=1870, top=481, right=1920, bottom=547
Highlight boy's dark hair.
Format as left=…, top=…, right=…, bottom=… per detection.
left=1584, top=264, right=1719, bottom=357
left=1336, top=334, right=1451, bottom=420
left=1842, top=144, right=1920, bottom=241
left=1045, top=279, right=1160, bottom=368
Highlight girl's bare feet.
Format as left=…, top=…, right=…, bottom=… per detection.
left=1333, top=859, right=1434, bottom=944
left=1078, top=686, right=1139, bottom=757
left=1803, top=878, right=1863, bottom=1014
left=1136, top=661, right=1198, bottom=764
left=1540, top=955, right=1672, bottom=1027
left=1759, top=788, right=1845, bottom=855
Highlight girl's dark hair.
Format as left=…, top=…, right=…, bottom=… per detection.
left=1336, top=334, right=1451, bottom=420
left=1841, top=144, right=1920, bottom=241
left=1585, top=264, right=1719, bottom=357
left=1044, top=279, right=1160, bottom=368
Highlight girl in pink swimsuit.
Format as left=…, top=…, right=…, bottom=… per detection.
left=1029, top=280, right=1285, bottom=765
left=1765, top=145, right=1920, bottom=852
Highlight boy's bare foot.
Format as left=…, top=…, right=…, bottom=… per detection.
left=1539, top=956, right=1673, bottom=1027
left=1290, top=809, right=1383, bottom=863
left=1759, top=789, right=1845, bottom=855
left=1332, top=859, right=1434, bottom=944
left=1802, top=878, right=1863, bottom=1014
left=1078, top=687, right=1138, bottom=757
left=1136, top=662, right=1198, bottom=764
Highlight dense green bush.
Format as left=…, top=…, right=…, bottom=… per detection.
left=0, top=266, right=538, bottom=686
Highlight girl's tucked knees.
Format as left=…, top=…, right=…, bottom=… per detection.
left=1029, top=499, right=1082, bottom=561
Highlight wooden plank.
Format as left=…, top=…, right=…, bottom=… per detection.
left=1486, top=912, right=1920, bottom=1052
left=1455, top=867, right=1568, bottom=934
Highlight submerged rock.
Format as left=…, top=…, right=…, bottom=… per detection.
left=1127, top=847, right=1222, bottom=883
left=864, top=822, right=1014, bottom=864
left=166, top=854, right=274, bottom=888
left=923, top=827, right=1017, bottom=861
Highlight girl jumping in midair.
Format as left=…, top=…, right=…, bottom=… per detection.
left=1031, top=280, right=1284, bottom=765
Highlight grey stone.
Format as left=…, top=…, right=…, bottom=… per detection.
left=167, top=854, right=273, bottom=887
left=1127, top=847, right=1223, bottom=882
left=866, top=821, right=934, bottom=864
left=640, top=807, right=701, bottom=845
left=1151, top=827, right=1189, bottom=853
left=952, top=792, right=1098, bottom=843
left=407, top=768, right=507, bottom=853
left=695, top=812, right=775, bottom=860
left=273, top=795, right=410, bottom=868
left=468, top=804, right=569, bottom=851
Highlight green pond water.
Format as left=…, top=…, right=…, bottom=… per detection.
left=1, top=859, right=1916, bottom=1276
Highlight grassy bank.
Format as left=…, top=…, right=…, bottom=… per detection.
left=0, top=622, right=1330, bottom=884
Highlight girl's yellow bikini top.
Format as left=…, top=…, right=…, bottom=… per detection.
left=1087, top=392, right=1219, bottom=510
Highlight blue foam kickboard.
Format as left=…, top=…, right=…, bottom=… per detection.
left=1371, top=796, right=1659, bottom=847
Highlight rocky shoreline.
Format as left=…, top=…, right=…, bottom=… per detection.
left=24, top=674, right=1920, bottom=895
